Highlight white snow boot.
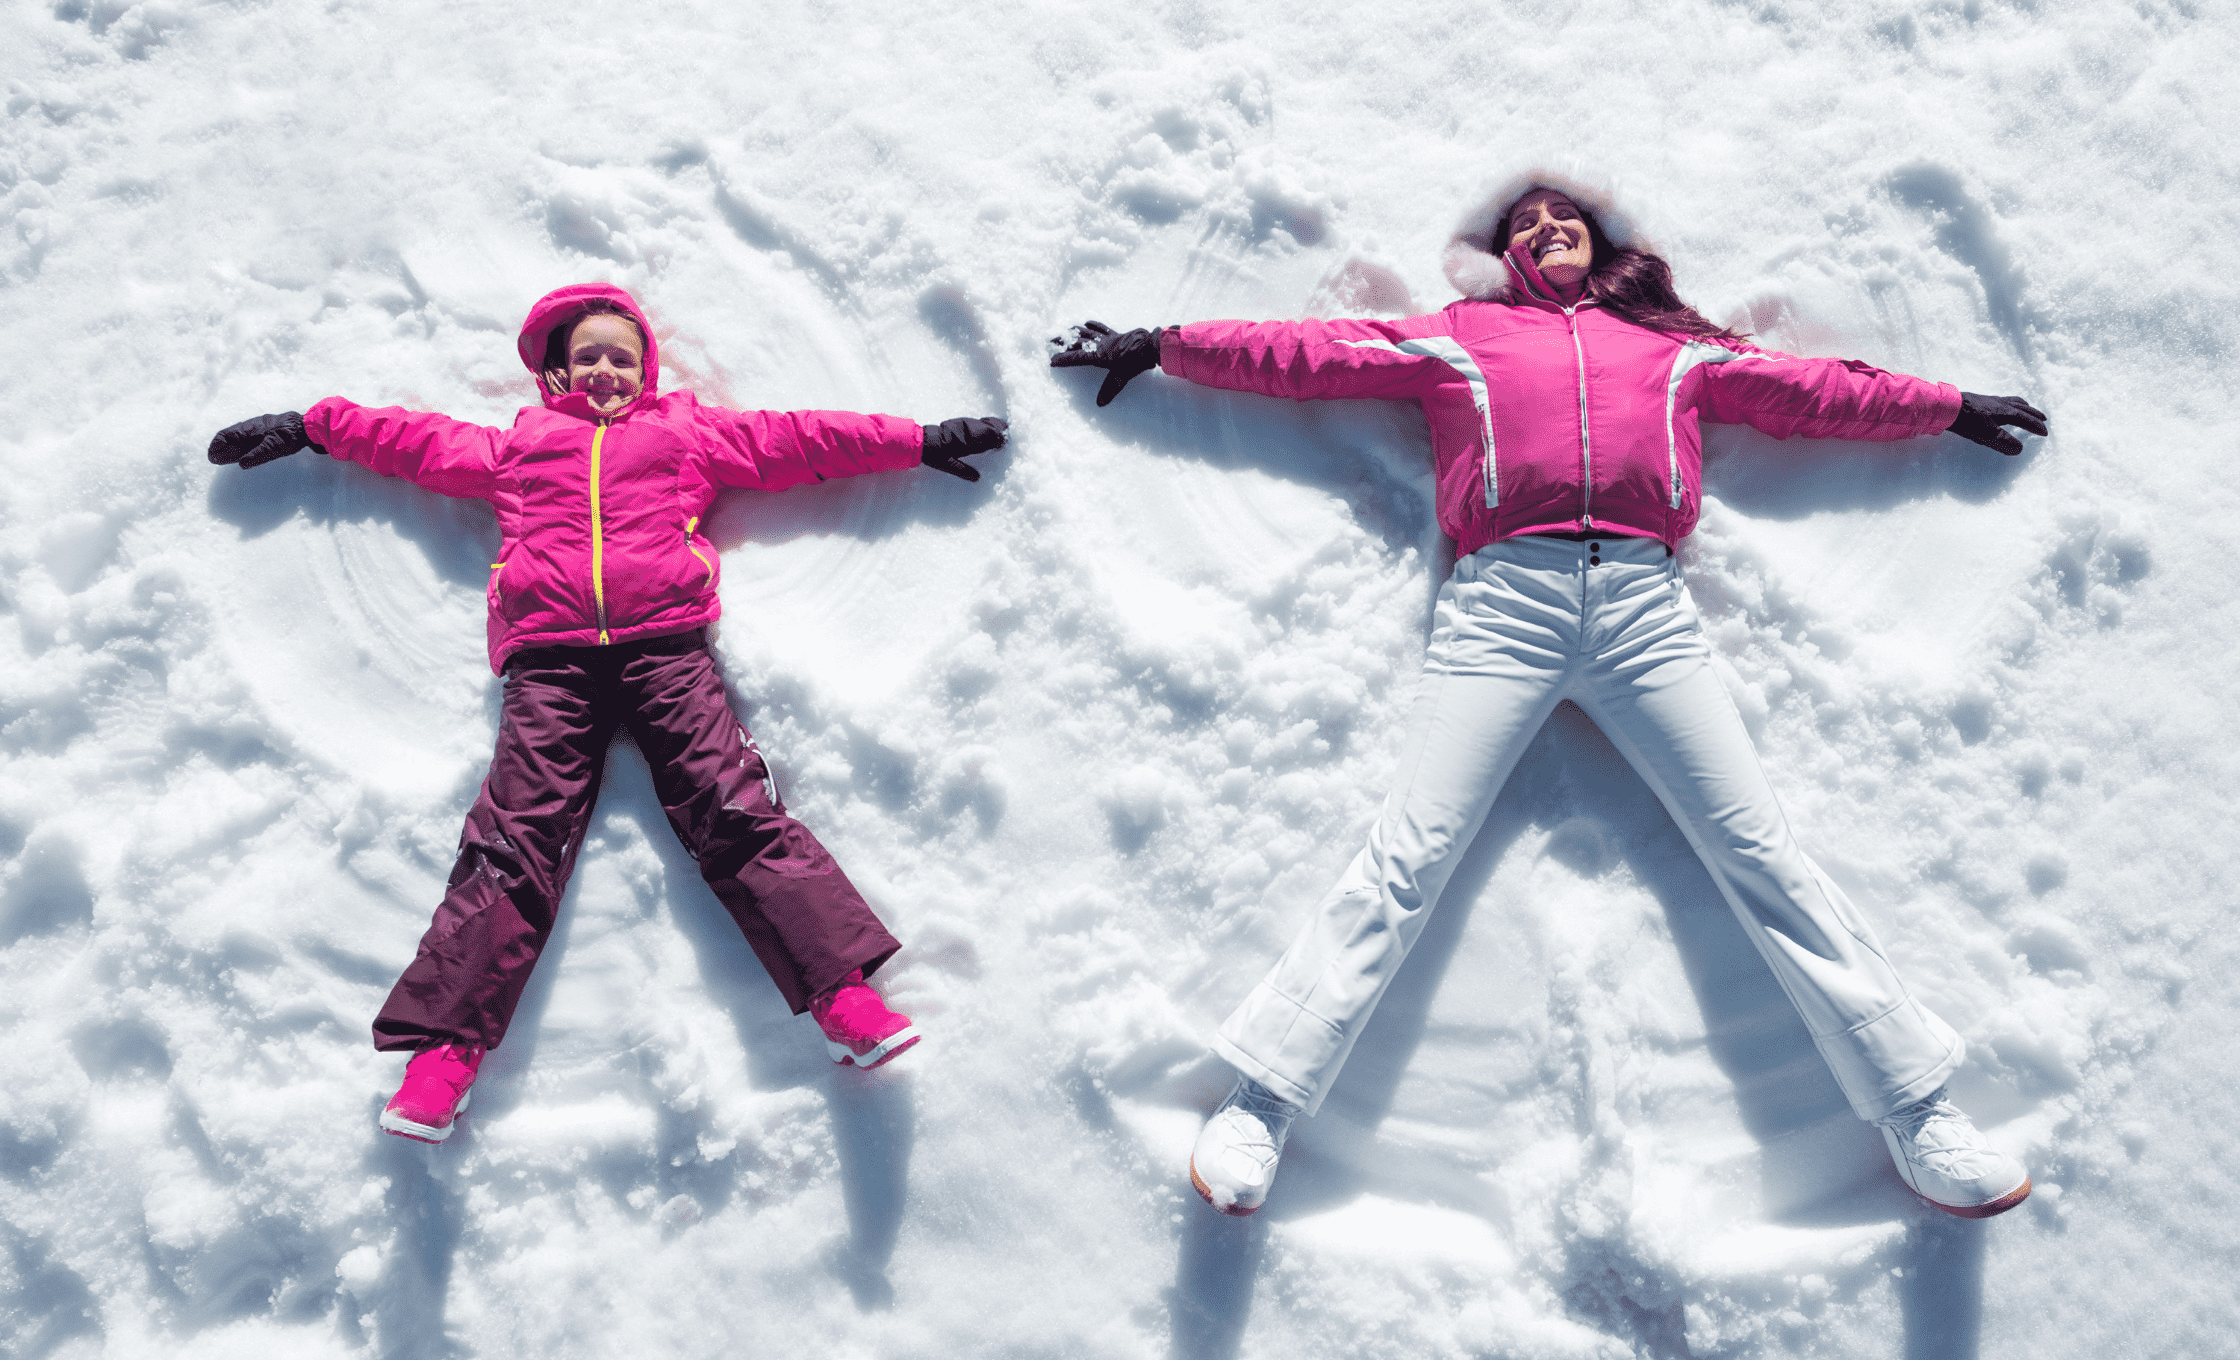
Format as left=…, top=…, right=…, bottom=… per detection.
left=1876, top=1087, right=2031, bottom=1218
left=1190, top=1075, right=1300, bottom=1216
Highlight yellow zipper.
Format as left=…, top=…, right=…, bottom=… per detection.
left=685, top=515, right=714, bottom=586
left=589, top=423, right=610, bottom=643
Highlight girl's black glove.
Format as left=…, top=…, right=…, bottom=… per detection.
left=1948, top=393, right=2049, bottom=456
left=1050, top=322, right=1165, bottom=406
left=921, top=417, right=1008, bottom=482
left=209, top=411, right=322, bottom=468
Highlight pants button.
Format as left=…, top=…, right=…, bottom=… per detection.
left=1589, top=555, right=1601, bottom=565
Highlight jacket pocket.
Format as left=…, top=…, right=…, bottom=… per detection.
left=683, top=516, right=716, bottom=590
left=487, top=556, right=512, bottom=619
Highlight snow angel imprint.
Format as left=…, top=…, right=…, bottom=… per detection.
left=1053, top=171, right=2048, bottom=1220
left=209, top=283, right=1009, bottom=1142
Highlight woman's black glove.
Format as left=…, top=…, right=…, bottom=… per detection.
left=1948, top=393, right=2049, bottom=456
left=1050, top=322, right=1165, bottom=406
left=208, top=411, right=322, bottom=468
left=921, top=417, right=1008, bottom=482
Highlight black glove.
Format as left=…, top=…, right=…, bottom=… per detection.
left=208, top=411, right=321, bottom=468
left=1050, top=321, right=1164, bottom=406
left=921, top=417, right=1008, bottom=482
left=1948, top=392, right=2048, bottom=456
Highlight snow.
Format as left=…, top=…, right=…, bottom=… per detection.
left=4, top=0, right=2238, bottom=1356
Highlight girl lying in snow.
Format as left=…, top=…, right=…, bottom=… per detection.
left=1055, top=171, right=2048, bottom=1220
left=209, top=283, right=1006, bottom=1143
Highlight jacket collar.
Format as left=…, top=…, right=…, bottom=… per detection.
left=542, top=391, right=630, bottom=424
left=1502, top=243, right=1593, bottom=312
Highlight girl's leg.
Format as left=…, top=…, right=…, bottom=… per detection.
left=372, top=648, right=619, bottom=1052
left=620, top=635, right=899, bottom=1012
left=1571, top=543, right=1963, bottom=1122
left=1214, top=546, right=1576, bottom=1115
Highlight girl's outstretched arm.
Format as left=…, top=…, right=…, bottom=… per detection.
left=692, top=400, right=934, bottom=491
left=208, top=403, right=502, bottom=501
left=304, top=398, right=503, bottom=499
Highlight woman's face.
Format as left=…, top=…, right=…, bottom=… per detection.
left=1504, top=190, right=1594, bottom=287
left=565, top=313, right=645, bottom=417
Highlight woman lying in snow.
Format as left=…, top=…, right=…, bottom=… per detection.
left=209, top=283, right=1007, bottom=1143
left=1054, top=171, right=2048, bottom=1220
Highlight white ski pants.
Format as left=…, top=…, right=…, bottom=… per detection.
left=1213, top=535, right=1962, bottom=1122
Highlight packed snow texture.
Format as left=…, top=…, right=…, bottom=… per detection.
left=4, top=1, right=2238, bottom=1357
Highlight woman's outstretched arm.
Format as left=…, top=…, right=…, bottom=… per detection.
left=1052, top=315, right=1464, bottom=407
left=1693, top=347, right=2047, bottom=451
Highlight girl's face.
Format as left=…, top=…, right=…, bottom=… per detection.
left=1504, top=190, right=1595, bottom=287
left=564, top=313, right=646, bottom=416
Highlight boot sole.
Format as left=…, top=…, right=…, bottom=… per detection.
left=1190, top=1157, right=1261, bottom=1217
left=1920, top=1175, right=2032, bottom=1219
left=380, top=1088, right=471, bottom=1144
left=827, top=1025, right=922, bottom=1070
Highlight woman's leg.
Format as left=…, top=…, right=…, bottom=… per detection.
left=1213, top=547, right=1578, bottom=1115
left=372, top=648, right=619, bottom=1053
left=620, top=635, right=899, bottom=1013
left=1570, top=543, right=1963, bottom=1122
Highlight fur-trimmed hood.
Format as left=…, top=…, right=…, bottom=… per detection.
left=1440, top=165, right=1660, bottom=302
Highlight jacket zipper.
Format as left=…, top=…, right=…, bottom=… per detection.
left=589, top=422, right=610, bottom=644
left=1566, top=306, right=1593, bottom=528
left=1504, top=253, right=1597, bottom=528
left=686, top=515, right=714, bottom=585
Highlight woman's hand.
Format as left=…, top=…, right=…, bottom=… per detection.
left=208, top=412, right=321, bottom=468
left=921, top=417, right=1008, bottom=482
left=1050, top=322, right=1164, bottom=406
left=1948, top=393, right=2049, bottom=456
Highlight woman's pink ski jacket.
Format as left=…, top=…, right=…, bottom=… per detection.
left=1158, top=245, right=1962, bottom=554
left=304, top=284, right=924, bottom=673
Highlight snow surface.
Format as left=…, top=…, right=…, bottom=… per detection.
left=4, top=1, right=2239, bottom=1356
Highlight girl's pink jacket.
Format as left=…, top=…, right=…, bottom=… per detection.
left=1158, top=246, right=1962, bottom=554
left=304, top=284, right=925, bottom=673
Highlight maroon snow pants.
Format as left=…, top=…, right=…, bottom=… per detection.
left=371, top=629, right=899, bottom=1053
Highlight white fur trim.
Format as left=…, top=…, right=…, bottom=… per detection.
left=1442, top=162, right=1660, bottom=301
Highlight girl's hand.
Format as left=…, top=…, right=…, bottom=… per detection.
left=921, top=417, right=1008, bottom=482
left=209, top=412, right=323, bottom=468
left=1050, top=322, right=1165, bottom=406
left=1948, top=393, right=2049, bottom=456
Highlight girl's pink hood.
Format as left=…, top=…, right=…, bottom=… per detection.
left=515, top=283, right=662, bottom=420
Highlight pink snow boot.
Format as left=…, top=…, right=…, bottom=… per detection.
left=809, top=970, right=921, bottom=1070
left=379, top=1042, right=484, bottom=1143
